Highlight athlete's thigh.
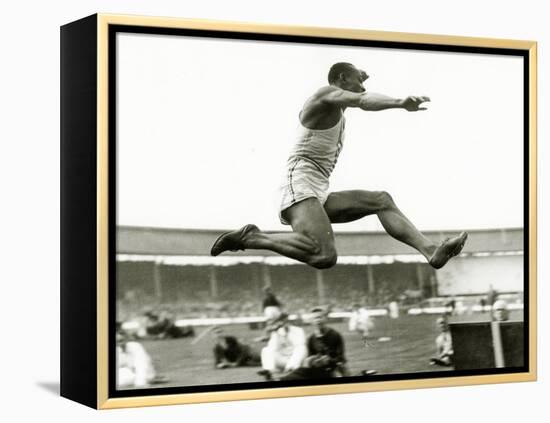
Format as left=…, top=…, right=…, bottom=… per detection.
left=324, top=190, right=387, bottom=223
left=282, top=197, right=335, bottom=252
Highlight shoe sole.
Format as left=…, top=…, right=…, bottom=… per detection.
left=210, top=224, right=259, bottom=256
left=430, top=232, right=468, bottom=269
left=450, top=232, right=468, bottom=257
left=210, top=230, right=234, bottom=256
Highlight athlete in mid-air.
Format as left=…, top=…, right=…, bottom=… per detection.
left=211, top=62, right=467, bottom=269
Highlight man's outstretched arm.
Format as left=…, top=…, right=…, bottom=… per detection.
left=319, top=86, right=430, bottom=111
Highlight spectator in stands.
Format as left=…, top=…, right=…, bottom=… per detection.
left=212, top=326, right=261, bottom=369
left=262, top=286, right=283, bottom=319
left=479, top=297, right=487, bottom=313
left=487, top=285, right=497, bottom=307
left=258, top=312, right=307, bottom=380
left=429, top=316, right=454, bottom=367
left=492, top=299, right=509, bottom=322
left=281, top=307, right=349, bottom=380
left=444, top=298, right=456, bottom=315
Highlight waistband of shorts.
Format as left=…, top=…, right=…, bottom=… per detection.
left=288, top=155, right=331, bottom=179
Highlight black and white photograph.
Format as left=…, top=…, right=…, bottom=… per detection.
left=6, top=0, right=550, bottom=419
left=113, top=26, right=530, bottom=395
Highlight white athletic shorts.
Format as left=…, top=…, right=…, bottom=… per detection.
left=279, top=157, right=330, bottom=225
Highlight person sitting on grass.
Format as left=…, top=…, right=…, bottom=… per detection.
left=116, top=324, right=169, bottom=388
left=212, top=326, right=261, bottom=369
left=429, top=316, right=454, bottom=367
left=257, top=313, right=307, bottom=380
left=281, top=306, right=350, bottom=380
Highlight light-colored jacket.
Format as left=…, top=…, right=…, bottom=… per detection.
left=264, top=325, right=307, bottom=372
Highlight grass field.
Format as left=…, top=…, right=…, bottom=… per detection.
left=134, top=313, right=465, bottom=389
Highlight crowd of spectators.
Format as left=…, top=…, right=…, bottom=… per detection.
left=120, top=290, right=407, bottom=325
left=117, top=277, right=524, bottom=323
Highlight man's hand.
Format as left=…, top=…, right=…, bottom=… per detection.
left=401, top=96, right=430, bottom=112
left=309, top=355, right=331, bottom=368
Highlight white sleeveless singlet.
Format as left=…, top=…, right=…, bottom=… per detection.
left=288, top=115, right=346, bottom=178
left=279, top=115, right=346, bottom=224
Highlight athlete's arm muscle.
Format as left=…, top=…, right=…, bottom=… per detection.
left=318, top=86, right=430, bottom=112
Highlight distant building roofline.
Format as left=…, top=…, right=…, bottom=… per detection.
left=116, top=226, right=523, bottom=257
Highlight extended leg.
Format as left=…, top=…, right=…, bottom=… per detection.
left=324, top=190, right=467, bottom=268
left=210, top=198, right=338, bottom=269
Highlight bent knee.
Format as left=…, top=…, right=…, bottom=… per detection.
left=375, top=191, right=395, bottom=209
left=309, top=251, right=338, bottom=269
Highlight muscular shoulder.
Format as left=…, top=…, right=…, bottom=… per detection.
left=300, top=86, right=345, bottom=128
left=307, top=85, right=365, bottom=111
left=310, top=86, right=342, bottom=103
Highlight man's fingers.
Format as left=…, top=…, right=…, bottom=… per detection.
left=407, top=96, right=430, bottom=103
left=404, top=95, right=430, bottom=111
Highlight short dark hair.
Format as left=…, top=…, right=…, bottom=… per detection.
left=328, top=62, right=354, bottom=84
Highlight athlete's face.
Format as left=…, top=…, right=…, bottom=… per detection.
left=342, top=66, right=368, bottom=93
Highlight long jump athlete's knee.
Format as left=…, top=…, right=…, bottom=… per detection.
left=376, top=191, right=395, bottom=209
left=309, top=251, right=338, bottom=269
